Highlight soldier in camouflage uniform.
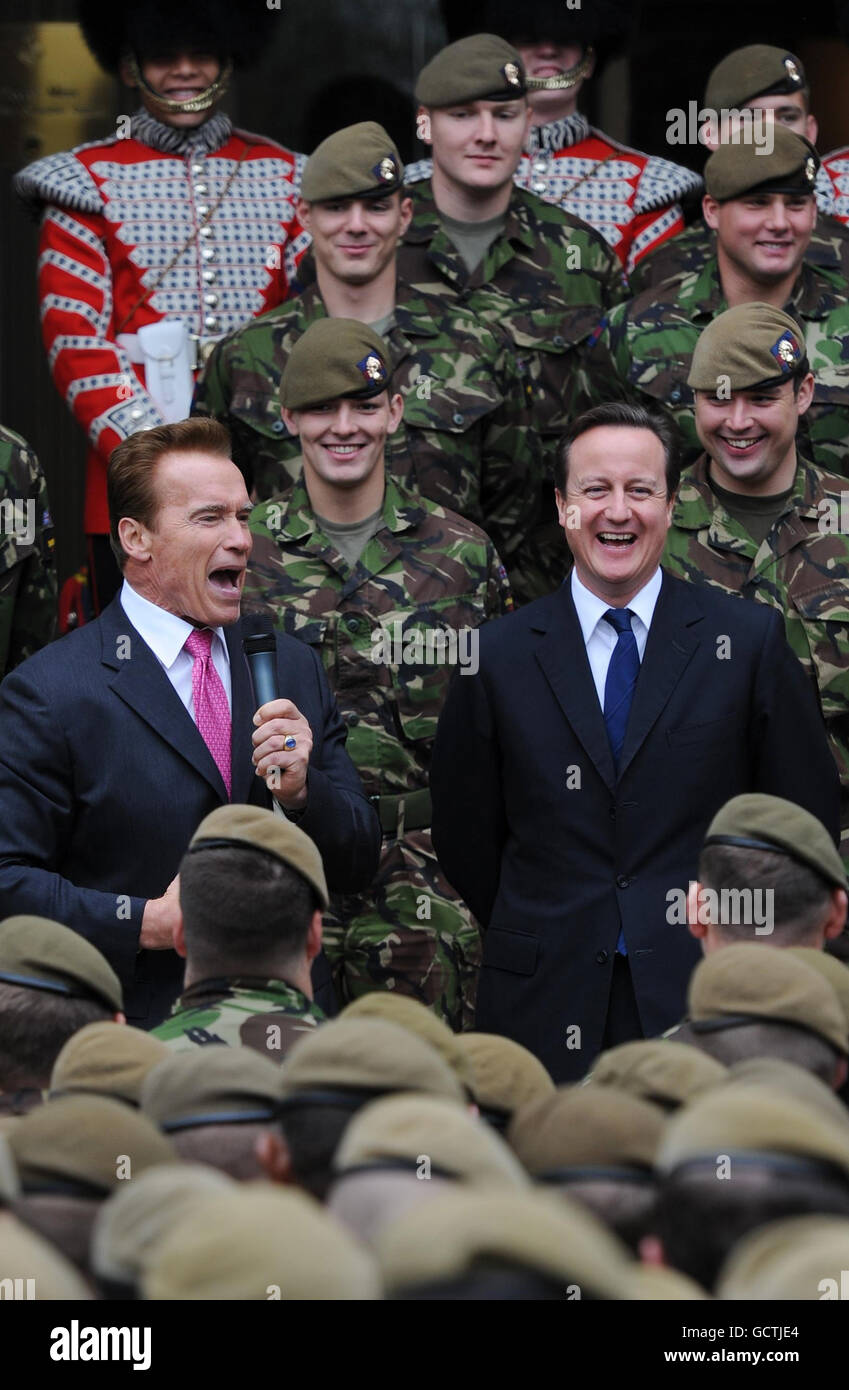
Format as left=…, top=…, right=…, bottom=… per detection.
left=585, top=130, right=849, bottom=477
left=243, top=319, right=513, bottom=1029
left=662, top=303, right=849, bottom=865
left=194, top=121, right=544, bottom=604
left=0, top=425, right=56, bottom=677
left=630, top=44, right=849, bottom=294
left=152, top=806, right=327, bottom=1061
left=398, top=33, right=628, bottom=592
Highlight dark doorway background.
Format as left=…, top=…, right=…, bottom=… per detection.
left=1, top=1, right=847, bottom=586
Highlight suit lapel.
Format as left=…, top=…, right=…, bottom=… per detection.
left=618, top=573, right=702, bottom=779
left=100, top=597, right=228, bottom=800
left=534, top=586, right=616, bottom=791
left=227, top=622, right=258, bottom=805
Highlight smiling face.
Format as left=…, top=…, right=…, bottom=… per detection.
left=122, top=50, right=223, bottom=128
left=282, top=392, right=404, bottom=498
left=513, top=38, right=592, bottom=120
left=297, top=193, right=412, bottom=287
left=120, top=451, right=252, bottom=625
left=695, top=374, right=813, bottom=494
left=425, top=98, right=531, bottom=195
left=704, top=191, right=816, bottom=289
left=557, top=426, right=674, bottom=606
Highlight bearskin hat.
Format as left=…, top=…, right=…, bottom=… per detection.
left=78, top=0, right=278, bottom=73
left=439, top=0, right=633, bottom=55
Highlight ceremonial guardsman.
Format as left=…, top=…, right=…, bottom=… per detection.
left=14, top=0, right=307, bottom=610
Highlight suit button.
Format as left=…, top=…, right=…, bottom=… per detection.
left=617, top=875, right=632, bottom=889
left=670, top=386, right=682, bottom=403
left=609, top=806, right=616, bottom=819
left=595, top=949, right=609, bottom=965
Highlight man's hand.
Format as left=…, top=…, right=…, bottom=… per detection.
left=252, top=698, right=313, bottom=810
left=140, top=874, right=181, bottom=950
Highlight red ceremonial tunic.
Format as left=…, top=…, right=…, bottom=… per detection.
left=820, top=149, right=849, bottom=226
left=15, top=110, right=309, bottom=533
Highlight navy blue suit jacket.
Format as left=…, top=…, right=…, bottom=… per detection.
left=431, top=572, right=841, bottom=1082
left=0, top=597, right=380, bottom=1024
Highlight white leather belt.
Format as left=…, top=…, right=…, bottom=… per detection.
left=117, top=324, right=223, bottom=422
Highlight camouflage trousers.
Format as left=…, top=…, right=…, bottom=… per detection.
left=322, top=828, right=481, bottom=1031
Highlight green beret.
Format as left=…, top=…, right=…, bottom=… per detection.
left=91, top=1163, right=234, bottom=1288
left=49, top=1022, right=169, bottom=1107
left=1, top=1212, right=93, bottom=1299
left=334, top=1092, right=529, bottom=1188
left=140, top=1048, right=282, bottom=1133
left=701, top=793, right=847, bottom=890
left=688, top=944, right=849, bottom=1055
left=456, top=1032, right=555, bottom=1121
left=280, top=317, right=391, bottom=413
left=688, top=304, right=807, bottom=392
left=584, top=1039, right=726, bottom=1110
left=705, top=44, right=807, bottom=111
left=188, top=804, right=328, bottom=909
left=788, top=949, right=849, bottom=1029
left=143, top=1184, right=381, bottom=1300
left=716, top=1214, right=849, bottom=1300
left=416, top=33, right=526, bottom=107
left=279, top=1017, right=466, bottom=1105
left=342, top=993, right=476, bottom=1094
left=0, top=915, right=123, bottom=1014
left=375, top=1188, right=633, bottom=1298
left=8, top=1095, right=175, bottom=1195
left=704, top=125, right=819, bottom=202
left=508, top=1087, right=664, bottom=1177
left=657, top=1083, right=849, bottom=1181
left=301, top=121, right=403, bottom=203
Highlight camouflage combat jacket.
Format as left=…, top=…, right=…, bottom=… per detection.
left=663, top=452, right=849, bottom=860
left=151, top=975, right=325, bottom=1062
left=243, top=473, right=512, bottom=800
left=397, top=177, right=629, bottom=441
left=584, top=258, right=849, bottom=476
left=193, top=280, right=544, bottom=603
left=629, top=217, right=849, bottom=294
left=0, top=426, right=56, bottom=676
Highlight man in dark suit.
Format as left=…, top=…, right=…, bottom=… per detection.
left=0, top=418, right=380, bottom=1026
left=431, top=402, right=840, bottom=1082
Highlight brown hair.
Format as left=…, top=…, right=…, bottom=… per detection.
left=107, top=417, right=232, bottom=568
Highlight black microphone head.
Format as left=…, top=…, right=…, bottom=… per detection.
left=242, top=613, right=277, bottom=656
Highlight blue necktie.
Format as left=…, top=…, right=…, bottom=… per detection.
left=602, top=608, right=640, bottom=955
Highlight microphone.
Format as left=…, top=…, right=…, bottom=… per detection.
left=242, top=620, right=279, bottom=710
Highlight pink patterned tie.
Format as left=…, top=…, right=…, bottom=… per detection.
left=184, top=628, right=231, bottom=798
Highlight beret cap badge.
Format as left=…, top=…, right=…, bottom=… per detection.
left=805, top=156, right=816, bottom=184
left=502, top=61, right=521, bottom=87
left=358, top=353, right=387, bottom=383
left=784, top=56, right=802, bottom=84
left=772, top=332, right=801, bottom=370
left=377, top=156, right=397, bottom=182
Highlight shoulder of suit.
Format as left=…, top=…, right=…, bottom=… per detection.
left=662, top=569, right=781, bottom=631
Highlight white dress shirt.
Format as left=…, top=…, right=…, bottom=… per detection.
left=570, top=567, right=663, bottom=708
left=119, top=580, right=232, bottom=718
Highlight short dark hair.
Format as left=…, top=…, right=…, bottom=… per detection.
left=277, top=1102, right=361, bottom=1201
left=554, top=402, right=682, bottom=496
left=0, top=983, right=112, bottom=1090
left=107, top=417, right=233, bottom=569
left=551, top=1178, right=659, bottom=1254
left=170, top=1123, right=269, bottom=1181
left=697, top=843, right=833, bottom=945
left=654, top=1161, right=849, bottom=1292
left=179, top=844, right=320, bottom=978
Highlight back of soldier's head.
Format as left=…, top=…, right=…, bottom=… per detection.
left=653, top=1085, right=849, bottom=1291
left=141, top=1047, right=281, bottom=1180
left=0, top=915, right=123, bottom=1091
left=274, top=1019, right=466, bottom=1200
left=179, top=806, right=328, bottom=979
left=690, top=1018, right=844, bottom=1085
